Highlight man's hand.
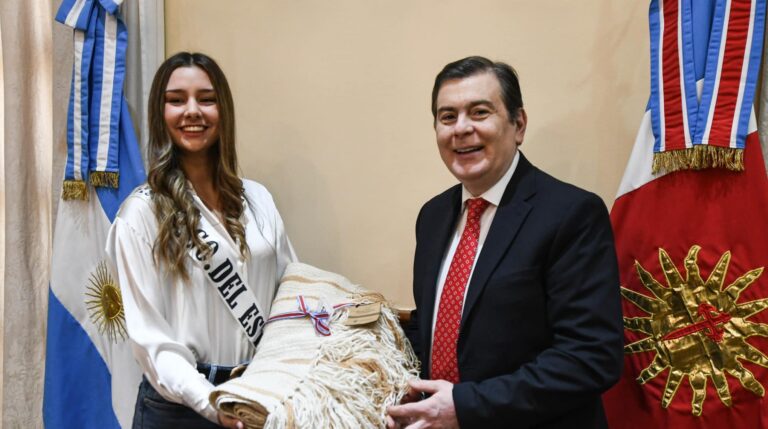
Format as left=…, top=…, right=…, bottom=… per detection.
left=386, top=379, right=459, bottom=429
left=218, top=412, right=244, bottom=429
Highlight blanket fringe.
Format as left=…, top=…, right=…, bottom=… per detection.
left=228, top=303, right=418, bottom=429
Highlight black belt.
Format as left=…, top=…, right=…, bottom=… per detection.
left=196, top=363, right=238, bottom=386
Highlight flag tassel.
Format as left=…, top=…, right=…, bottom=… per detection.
left=652, top=146, right=744, bottom=174
left=89, top=171, right=119, bottom=188
left=62, top=180, right=89, bottom=201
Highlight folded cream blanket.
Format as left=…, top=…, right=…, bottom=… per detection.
left=210, top=262, right=419, bottom=429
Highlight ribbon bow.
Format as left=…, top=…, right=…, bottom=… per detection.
left=266, top=295, right=332, bottom=336
left=296, top=296, right=331, bottom=336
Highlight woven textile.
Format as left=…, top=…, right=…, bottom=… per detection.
left=210, top=263, right=419, bottom=429
left=431, top=198, right=489, bottom=383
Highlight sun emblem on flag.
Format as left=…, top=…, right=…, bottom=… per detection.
left=622, top=245, right=768, bottom=416
left=85, top=261, right=128, bottom=343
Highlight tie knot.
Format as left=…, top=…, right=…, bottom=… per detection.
left=467, top=198, right=490, bottom=218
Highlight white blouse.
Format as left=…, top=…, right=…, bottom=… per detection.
left=106, top=179, right=296, bottom=422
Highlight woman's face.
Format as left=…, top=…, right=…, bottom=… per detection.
left=163, top=66, right=220, bottom=158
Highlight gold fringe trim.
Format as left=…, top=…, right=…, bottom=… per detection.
left=62, top=180, right=88, bottom=201
left=89, top=171, right=119, bottom=188
left=652, top=146, right=744, bottom=174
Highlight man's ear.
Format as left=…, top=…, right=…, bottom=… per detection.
left=515, top=108, right=527, bottom=145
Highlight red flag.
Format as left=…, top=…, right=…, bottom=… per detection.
left=603, top=0, right=768, bottom=427
left=604, top=130, right=768, bottom=427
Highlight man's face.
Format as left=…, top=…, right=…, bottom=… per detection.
left=434, top=72, right=526, bottom=196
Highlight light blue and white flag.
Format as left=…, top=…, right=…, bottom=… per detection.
left=44, top=0, right=145, bottom=427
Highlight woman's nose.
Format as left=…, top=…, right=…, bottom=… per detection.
left=184, top=99, right=201, bottom=117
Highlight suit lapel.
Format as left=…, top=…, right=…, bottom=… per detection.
left=419, top=186, right=462, bottom=353
left=460, top=154, right=538, bottom=330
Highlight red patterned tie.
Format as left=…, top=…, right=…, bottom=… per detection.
left=431, top=197, right=490, bottom=383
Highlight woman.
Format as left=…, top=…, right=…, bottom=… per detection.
left=107, top=52, right=296, bottom=428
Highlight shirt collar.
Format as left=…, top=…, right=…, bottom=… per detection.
left=461, top=150, right=520, bottom=208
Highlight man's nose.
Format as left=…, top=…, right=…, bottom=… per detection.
left=453, top=114, right=473, bottom=136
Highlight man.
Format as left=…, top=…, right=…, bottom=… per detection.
left=387, top=57, right=623, bottom=429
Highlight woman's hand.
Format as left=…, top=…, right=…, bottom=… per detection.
left=218, top=412, right=244, bottom=429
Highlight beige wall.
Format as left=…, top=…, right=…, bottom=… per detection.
left=166, top=0, right=649, bottom=307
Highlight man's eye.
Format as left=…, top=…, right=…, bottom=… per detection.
left=472, top=109, right=490, bottom=118
left=440, top=114, right=456, bottom=123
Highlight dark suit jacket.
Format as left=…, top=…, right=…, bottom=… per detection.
left=407, top=153, right=623, bottom=429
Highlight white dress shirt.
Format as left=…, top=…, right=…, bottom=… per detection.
left=430, top=151, right=520, bottom=349
left=106, top=179, right=296, bottom=422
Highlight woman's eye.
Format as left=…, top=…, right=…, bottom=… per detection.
left=165, top=98, right=184, bottom=105
left=199, top=98, right=217, bottom=105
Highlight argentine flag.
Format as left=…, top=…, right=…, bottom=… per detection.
left=44, top=0, right=145, bottom=427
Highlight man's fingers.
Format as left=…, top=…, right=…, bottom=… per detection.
left=387, top=404, right=407, bottom=418
left=388, top=403, right=423, bottom=429
left=385, top=414, right=398, bottom=429
left=408, top=378, right=448, bottom=394
left=387, top=401, right=424, bottom=419
left=404, top=420, right=426, bottom=429
left=399, top=385, right=422, bottom=404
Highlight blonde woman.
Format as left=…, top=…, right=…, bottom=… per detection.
left=107, top=52, right=296, bottom=428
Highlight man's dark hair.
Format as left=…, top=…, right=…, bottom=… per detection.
left=431, top=56, right=523, bottom=124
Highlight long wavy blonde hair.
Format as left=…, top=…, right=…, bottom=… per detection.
left=146, top=52, right=247, bottom=280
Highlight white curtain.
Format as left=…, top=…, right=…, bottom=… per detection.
left=0, top=1, right=54, bottom=428
left=0, top=12, right=5, bottom=427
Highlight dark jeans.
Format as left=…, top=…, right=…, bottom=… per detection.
left=132, top=377, right=221, bottom=429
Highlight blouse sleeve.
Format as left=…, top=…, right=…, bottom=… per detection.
left=105, top=196, right=219, bottom=423
left=244, top=179, right=298, bottom=275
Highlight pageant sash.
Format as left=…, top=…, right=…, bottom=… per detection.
left=649, top=0, right=765, bottom=173
left=189, top=205, right=267, bottom=348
